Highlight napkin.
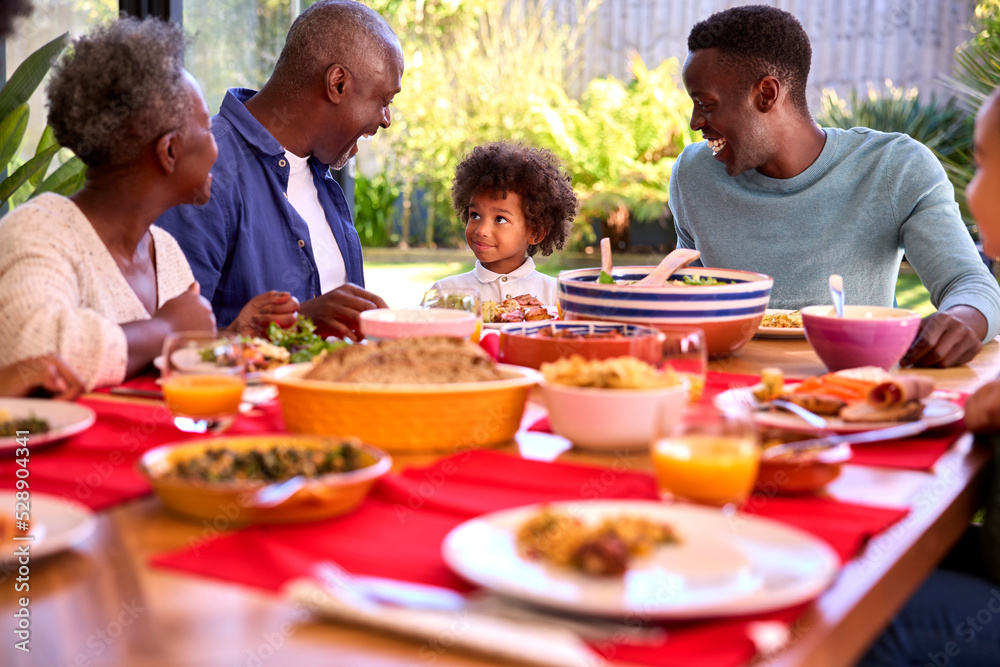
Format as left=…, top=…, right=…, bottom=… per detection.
left=285, top=578, right=604, bottom=667
left=152, top=450, right=908, bottom=667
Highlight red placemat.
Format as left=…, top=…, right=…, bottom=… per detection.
left=0, top=396, right=286, bottom=511
left=152, top=450, right=906, bottom=667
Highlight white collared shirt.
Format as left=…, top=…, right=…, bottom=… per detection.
left=430, top=257, right=558, bottom=307
left=284, top=149, right=347, bottom=293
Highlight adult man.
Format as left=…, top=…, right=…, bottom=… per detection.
left=158, top=0, right=400, bottom=340
left=670, top=5, right=1000, bottom=368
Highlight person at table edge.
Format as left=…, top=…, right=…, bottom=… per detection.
left=670, top=5, right=1000, bottom=368
left=156, top=0, right=399, bottom=340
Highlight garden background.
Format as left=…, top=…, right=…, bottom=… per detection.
left=4, top=0, right=1000, bottom=309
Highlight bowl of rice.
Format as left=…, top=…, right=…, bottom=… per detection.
left=539, top=356, right=689, bottom=451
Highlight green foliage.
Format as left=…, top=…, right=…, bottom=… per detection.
left=528, top=55, right=696, bottom=235
left=0, top=33, right=86, bottom=211
left=363, top=0, right=602, bottom=247
left=354, top=173, right=400, bottom=247
left=817, top=85, right=975, bottom=232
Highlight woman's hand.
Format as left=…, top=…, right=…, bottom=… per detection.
left=227, top=291, right=299, bottom=336
left=0, top=356, right=84, bottom=400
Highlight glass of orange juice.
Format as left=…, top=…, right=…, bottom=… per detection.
left=651, top=402, right=759, bottom=507
left=641, top=326, right=707, bottom=402
left=421, top=288, right=482, bottom=343
left=161, top=332, right=246, bottom=432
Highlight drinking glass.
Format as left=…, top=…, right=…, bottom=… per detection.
left=161, top=332, right=246, bottom=433
left=642, top=326, right=708, bottom=402
left=650, top=402, right=760, bottom=507
left=421, top=288, right=482, bottom=343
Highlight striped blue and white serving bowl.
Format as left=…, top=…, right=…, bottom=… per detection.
left=557, top=266, right=774, bottom=357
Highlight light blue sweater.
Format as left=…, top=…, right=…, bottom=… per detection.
left=669, top=127, right=1000, bottom=341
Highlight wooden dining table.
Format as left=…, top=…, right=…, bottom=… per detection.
left=3, top=336, right=998, bottom=667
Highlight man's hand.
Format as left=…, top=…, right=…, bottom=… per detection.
left=298, top=284, right=389, bottom=341
left=900, top=306, right=987, bottom=368
left=227, top=291, right=299, bottom=336
left=965, top=380, right=1000, bottom=433
left=0, top=356, right=84, bottom=400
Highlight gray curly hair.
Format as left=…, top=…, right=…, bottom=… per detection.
left=271, top=0, right=399, bottom=94
left=47, top=17, right=189, bottom=169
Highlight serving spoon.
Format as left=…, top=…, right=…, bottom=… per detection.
left=634, top=248, right=702, bottom=287
left=829, top=274, right=845, bottom=317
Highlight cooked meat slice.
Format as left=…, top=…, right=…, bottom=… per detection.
left=782, top=393, right=846, bottom=416
left=839, top=400, right=924, bottom=423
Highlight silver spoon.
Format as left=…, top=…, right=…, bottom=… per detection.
left=829, top=274, right=845, bottom=317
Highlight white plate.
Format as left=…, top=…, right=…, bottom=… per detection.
left=484, top=307, right=559, bottom=330
left=442, top=500, right=839, bottom=619
left=714, top=387, right=964, bottom=434
left=0, top=491, right=96, bottom=562
left=0, top=399, right=96, bottom=454
left=153, top=354, right=264, bottom=382
left=755, top=309, right=805, bottom=339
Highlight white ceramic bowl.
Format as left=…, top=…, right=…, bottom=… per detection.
left=359, top=308, right=477, bottom=340
left=539, top=379, right=689, bottom=450
left=557, top=266, right=773, bottom=358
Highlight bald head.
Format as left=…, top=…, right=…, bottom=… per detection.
left=271, top=0, right=400, bottom=94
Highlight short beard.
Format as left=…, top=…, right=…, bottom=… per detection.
left=725, top=113, right=772, bottom=177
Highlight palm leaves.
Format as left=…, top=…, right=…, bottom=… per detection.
left=0, top=32, right=86, bottom=212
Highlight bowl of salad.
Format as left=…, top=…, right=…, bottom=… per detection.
left=556, top=266, right=773, bottom=357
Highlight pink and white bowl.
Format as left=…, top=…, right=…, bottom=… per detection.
left=801, top=305, right=922, bottom=371
left=557, top=266, right=773, bottom=358
left=359, top=308, right=477, bottom=341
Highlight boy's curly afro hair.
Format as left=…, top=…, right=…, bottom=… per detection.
left=451, top=142, right=578, bottom=257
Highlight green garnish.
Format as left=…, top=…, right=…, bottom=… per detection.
left=266, top=316, right=346, bottom=363
left=680, top=275, right=721, bottom=286
left=597, top=270, right=616, bottom=284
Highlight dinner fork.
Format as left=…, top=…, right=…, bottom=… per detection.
left=312, top=561, right=667, bottom=645
left=727, top=385, right=830, bottom=430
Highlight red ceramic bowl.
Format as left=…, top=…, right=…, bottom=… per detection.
left=498, top=321, right=662, bottom=369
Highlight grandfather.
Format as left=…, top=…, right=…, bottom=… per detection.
left=158, top=0, right=401, bottom=340
left=670, top=5, right=1000, bottom=368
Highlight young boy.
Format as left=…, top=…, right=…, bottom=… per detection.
left=430, top=142, right=578, bottom=314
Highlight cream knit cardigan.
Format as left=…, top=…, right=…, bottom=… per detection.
left=0, top=193, right=195, bottom=389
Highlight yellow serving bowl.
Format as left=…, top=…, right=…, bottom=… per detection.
left=138, top=435, right=391, bottom=524
left=265, top=363, right=541, bottom=452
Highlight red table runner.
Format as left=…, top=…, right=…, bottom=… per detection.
left=152, top=450, right=907, bottom=667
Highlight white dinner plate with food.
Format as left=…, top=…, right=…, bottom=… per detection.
left=755, top=309, right=805, bottom=339
left=0, top=491, right=97, bottom=562
left=0, top=398, right=96, bottom=454
left=153, top=354, right=264, bottom=383
left=484, top=308, right=560, bottom=330
left=442, top=500, right=839, bottom=619
left=713, top=386, right=963, bottom=434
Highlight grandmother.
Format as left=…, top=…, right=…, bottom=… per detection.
left=0, top=17, right=217, bottom=390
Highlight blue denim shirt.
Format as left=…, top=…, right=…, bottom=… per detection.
left=156, top=88, right=365, bottom=327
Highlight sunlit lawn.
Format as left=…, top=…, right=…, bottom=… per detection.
left=366, top=261, right=936, bottom=314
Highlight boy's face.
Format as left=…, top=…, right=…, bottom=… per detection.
left=466, top=190, right=542, bottom=275
left=970, top=94, right=1000, bottom=258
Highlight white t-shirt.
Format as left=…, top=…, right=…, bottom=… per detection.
left=285, top=150, right=347, bottom=293
left=430, top=257, right=558, bottom=307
